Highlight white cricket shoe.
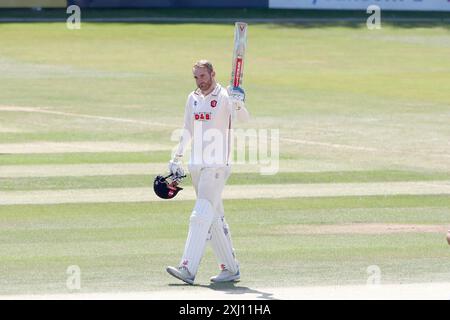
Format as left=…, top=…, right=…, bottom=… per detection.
left=210, top=268, right=240, bottom=283
left=166, top=266, right=195, bottom=285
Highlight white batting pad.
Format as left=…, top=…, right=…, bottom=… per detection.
left=179, top=198, right=215, bottom=276
left=209, top=214, right=239, bottom=274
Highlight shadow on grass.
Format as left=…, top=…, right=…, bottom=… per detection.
left=169, top=281, right=277, bottom=300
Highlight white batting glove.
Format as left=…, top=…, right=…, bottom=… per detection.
left=233, top=99, right=245, bottom=111
left=227, top=86, right=245, bottom=110
left=168, top=156, right=185, bottom=179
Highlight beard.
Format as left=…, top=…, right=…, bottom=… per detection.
left=198, top=79, right=213, bottom=92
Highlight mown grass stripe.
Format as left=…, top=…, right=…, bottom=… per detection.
left=0, top=194, right=448, bottom=211
left=2, top=171, right=450, bottom=191
left=0, top=151, right=171, bottom=165
left=0, top=151, right=296, bottom=165
left=1, top=195, right=450, bottom=225
left=1, top=181, right=450, bottom=205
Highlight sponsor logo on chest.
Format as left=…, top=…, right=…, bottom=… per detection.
left=194, top=112, right=212, bottom=121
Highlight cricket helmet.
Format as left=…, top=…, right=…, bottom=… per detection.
left=153, top=174, right=184, bottom=199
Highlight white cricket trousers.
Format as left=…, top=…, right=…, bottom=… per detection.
left=179, top=165, right=239, bottom=276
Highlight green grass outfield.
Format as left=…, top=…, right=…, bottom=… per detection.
left=1, top=196, right=450, bottom=294
left=0, top=21, right=449, bottom=296
left=3, top=171, right=450, bottom=191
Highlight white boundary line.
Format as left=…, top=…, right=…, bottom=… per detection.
left=0, top=106, right=382, bottom=153
left=281, top=137, right=378, bottom=152
left=3, top=106, right=450, bottom=158
left=0, top=106, right=175, bottom=128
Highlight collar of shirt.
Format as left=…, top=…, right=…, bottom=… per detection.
left=194, top=84, right=221, bottom=99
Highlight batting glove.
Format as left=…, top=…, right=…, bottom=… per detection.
left=168, top=156, right=185, bottom=179
left=227, top=86, right=245, bottom=110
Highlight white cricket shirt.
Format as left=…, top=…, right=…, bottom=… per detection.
left=175, top=84, right=249, bottom=167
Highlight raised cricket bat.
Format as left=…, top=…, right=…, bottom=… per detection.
left=230, top=22, right=248, bottom=89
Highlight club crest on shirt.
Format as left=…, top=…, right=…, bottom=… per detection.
left=211, top=100, right=217, bottom=108
left=194, top=112, right=211, bottom=121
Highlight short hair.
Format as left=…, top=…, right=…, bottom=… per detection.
left=193, top=60, right=214, bottom=74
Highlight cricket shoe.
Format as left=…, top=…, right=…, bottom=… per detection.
left=210, top=268, right=240, bottom=283
left=166, top=266, right=195, bottom=285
